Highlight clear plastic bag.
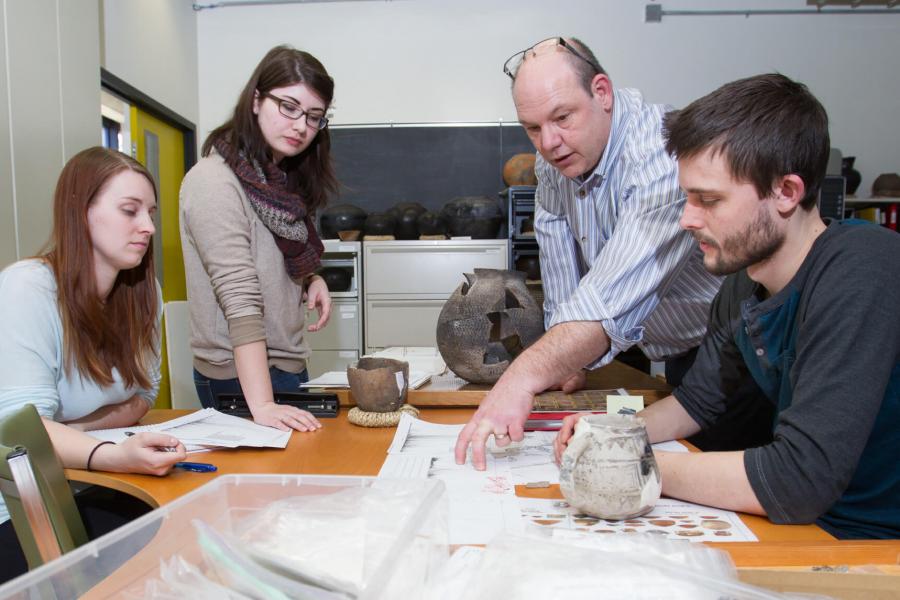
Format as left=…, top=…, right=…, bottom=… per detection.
left=459, top=531, right=814, bottom=600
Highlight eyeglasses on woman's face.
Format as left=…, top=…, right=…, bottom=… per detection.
left=262, top=91, right=329, bottom=130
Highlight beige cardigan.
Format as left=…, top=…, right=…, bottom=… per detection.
left=179, top=150, right=310, bottom=379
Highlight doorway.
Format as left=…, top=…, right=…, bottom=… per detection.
left=100, top=71, right=197, bottom=408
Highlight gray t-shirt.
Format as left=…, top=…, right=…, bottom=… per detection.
left=674, top=220, right=900, bottom=538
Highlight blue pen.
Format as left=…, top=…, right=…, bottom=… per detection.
left=175, top=462, right=217, bottom=472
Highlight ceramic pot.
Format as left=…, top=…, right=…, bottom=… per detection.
left=515, top=255, right=541, bottom=281
left=417, top=211, right=447, bottom=236
left=319, top=204, right=367, bottom=239
left=872, top=173, right=900, bottom=197
left=319, top=267, right=352, bottom=292
left=502, top=153, right=538, bottom=186
left=364, top=213, right=397, bottom=237
left=388, top=202, right=427, bottom=219
left=347, top=357, right=409, bottom=412
left=436, top=269, right=543, bottom=384
left=442, top=196, right=503, bottom=239
left=841, top=157, right=862, bottom=196
left=559, top=414, right=661, bottom=520
left=395, top=208, right=423, bottom=240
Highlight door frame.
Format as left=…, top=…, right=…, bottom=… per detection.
left=100, top=68, right=197, bottom=173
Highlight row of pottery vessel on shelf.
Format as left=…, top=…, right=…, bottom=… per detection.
left=318, top=197, right=506, bottom=241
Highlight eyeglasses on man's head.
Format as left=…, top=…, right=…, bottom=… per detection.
left=502, top=37, right=599, bottom=80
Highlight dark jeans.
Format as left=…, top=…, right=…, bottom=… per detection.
left=193, top=366, right=309, bottom=409
left=0, top=487, right=152, bottom=584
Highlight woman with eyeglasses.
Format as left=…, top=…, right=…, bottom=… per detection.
left=180, top=45, right=337, bottom=432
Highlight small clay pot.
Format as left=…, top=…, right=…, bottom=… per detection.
left=347, top=357, right=409, bottom=412
left=319, top=204, right=367, bottom=239
left=319, top=267, right=352, bottom=292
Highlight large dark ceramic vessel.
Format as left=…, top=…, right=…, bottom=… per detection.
left=395, top=208, right=424, bottom=240
left=417, top=211, right=447, bottom=236
left=842, top=157, right=862, bottom=196
left=441, top=196, right=503, bottom=239
left=319, top=267, right=352, bottom=292
left=515, top=255, right=541, bottom=281
left=364, top=213, right=397, bottom=237
left=388, top=202, right=427, bottom=219
left=319, top=204, right=367, bottom=239
left=436, top=269, right=544, bottom=384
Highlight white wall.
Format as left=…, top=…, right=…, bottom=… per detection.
left=0, top=0, right=100, bottom=265
left=102, top=0, right=199, bottom=126
left=197, top=0, right=900, bottom=194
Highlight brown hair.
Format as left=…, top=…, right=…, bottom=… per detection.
left=41, top=146, right=159, bottom=390
left=202, top=45, right=338, bottom=213
left=663, top=73, right=829, bottom=210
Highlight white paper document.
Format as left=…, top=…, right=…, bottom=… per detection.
left=368, top=346, right=447, bottom=377
left=300, top=370, right=432, bottom=390
left=86, top=408, right=290, bottom=450
left=380, top=416, right=711, bottom=545
left=381, top=415, right=530, bottom=543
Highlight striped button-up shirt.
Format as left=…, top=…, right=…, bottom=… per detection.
left=535, top=88, right=722, bottom=368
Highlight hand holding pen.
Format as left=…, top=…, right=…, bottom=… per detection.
left=105, top=431, right=187, bottom=476
left=123, top=432, right=216, bottom=473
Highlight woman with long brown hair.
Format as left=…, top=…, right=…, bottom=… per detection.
left=180, top=45, right=336, bottom=431
left=0, top=146, right=186, bottom=579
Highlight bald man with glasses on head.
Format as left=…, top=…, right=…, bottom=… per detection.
left=456, top=37, right=734, bottom=470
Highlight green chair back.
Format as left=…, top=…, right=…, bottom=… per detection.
left=0, top=404, right=88, bottom=569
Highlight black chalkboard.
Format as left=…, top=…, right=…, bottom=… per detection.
left=328, top=124, right=534, bottom=217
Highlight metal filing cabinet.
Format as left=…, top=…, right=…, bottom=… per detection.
left=363, top=239, right=508, bottom=353
left=306, top=240, right=364, bottom=377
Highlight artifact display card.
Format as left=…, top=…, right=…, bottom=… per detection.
left=518, top=497, right=758, bottom=542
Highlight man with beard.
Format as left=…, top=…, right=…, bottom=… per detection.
left=555, top=74, right=900, bottom=538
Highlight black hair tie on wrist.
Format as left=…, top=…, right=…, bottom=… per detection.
left=86, top=441, right=115, bottom=471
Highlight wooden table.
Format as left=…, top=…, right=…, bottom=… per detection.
left=332, top=359, right=673, bottom=407
left=66, top=401, right=900, bottom=569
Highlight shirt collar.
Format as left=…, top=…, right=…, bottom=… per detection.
left=576, top=88, right=626, bottom=187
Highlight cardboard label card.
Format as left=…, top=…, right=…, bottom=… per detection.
left=606, top=395, right=644, bottom=416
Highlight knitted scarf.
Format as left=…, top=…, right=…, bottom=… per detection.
left=215, top=139, right=323, bottom=281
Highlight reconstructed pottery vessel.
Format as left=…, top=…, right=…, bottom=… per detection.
left=347, top=357, right=409, bottom=412
left=559, top=415, right=662, bottom=520
left=436, top=269, right=543, bottom=384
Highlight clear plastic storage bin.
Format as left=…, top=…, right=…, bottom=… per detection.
left=0, top=474, right=448, bottom=599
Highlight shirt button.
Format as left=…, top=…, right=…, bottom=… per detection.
left=581, top=236, right=587, bottom=242
left=577, top=189, right=586, bottom=199
left=755, top=348, right=764, bottom=356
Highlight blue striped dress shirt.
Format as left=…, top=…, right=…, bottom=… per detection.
left=534, top=88, right=723, bottom=368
